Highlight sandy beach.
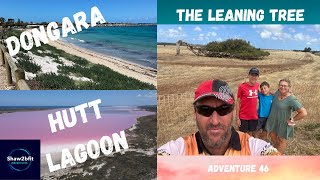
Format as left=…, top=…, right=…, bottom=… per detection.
left=48, top=40, right=157, bottom=86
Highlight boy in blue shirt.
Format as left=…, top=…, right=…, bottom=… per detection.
left=255, top=81, right=273, bottom=141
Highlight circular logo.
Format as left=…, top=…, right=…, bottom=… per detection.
left=7, top=149, right=34, bottom=171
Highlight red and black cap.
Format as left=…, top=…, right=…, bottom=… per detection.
left=194, top=79, right=234, bottom=105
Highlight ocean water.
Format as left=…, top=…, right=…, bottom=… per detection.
left=0, top=106, right=154, bottom=153
left=61, top=26, right=157, bottom=69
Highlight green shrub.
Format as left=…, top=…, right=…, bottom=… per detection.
left=303, top=47, right=312, bottom=52
left=16, top=53, right=41, bottom=73
left=57, top=64, right=155, bottom=90
left=53, top=58, right=63, bottom=64
left=205, top=39, right=270, bottom=59
left=35, top=73, right=76, bottom=90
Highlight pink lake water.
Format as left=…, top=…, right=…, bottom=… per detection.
left=0, top=106, right=154, bottom=153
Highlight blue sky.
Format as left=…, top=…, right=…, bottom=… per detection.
left=0, top=0, right=156, bottom=23
left=0, top=91, right=157, bottom=106
left=158, top=25, right=320, bottom=50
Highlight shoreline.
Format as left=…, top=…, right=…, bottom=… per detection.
left=40, top=113, right=157, bottom=178
left=0, top=108, right=59, bottom=114
left=40, top=111, right=156, bottom=154
left=48, top=39, right=157, bottom=86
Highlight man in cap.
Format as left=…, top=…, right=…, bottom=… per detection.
left=236, top=68, right=260, bottom=136
left=157, top=79, right=280, bottom=156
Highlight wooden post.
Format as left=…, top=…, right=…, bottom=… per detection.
left=15, top=68, right=25, bottom=82
left=176, top=40, right=181, bottom=56
left=5, top=59, right=12, bottom=84
left=16, top=80, right=30, bottom=90
left=4, top=52, right=13, bottom=85
left=0, top=45, right=4, bottom=66
left=15, top=68, right=30, bottom=90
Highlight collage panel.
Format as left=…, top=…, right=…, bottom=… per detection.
left=0, top=0, right=158, bottom=179
left=157, top=24, right=320, bottom=156
left=0, top=0, right=156, bottom=90
left=0, top=90, right=157, bottom=179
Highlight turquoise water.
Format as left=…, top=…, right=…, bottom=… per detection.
left=61, top=26, right=157, bottom=69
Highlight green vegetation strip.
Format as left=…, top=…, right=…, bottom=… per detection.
left=16, top=53, right=41, bottom=73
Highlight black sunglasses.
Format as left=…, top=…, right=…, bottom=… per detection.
left=195, top=104, right=233, bottom=117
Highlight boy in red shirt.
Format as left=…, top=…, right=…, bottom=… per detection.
left=236, top=68, right=260, bottom=136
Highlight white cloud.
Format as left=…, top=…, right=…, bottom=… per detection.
left=252, top=25, right=284, bottom=34
left=314, top=25, right=320, bottom=33
left=207, top=31, right=217, bottom=37
left=288, top=27, right=296, bottom=33
left=292, top=33, right=320, bottom=44
left=178, top=26, right=182, bottom=31
left=211, top=26, right=219, bottom=30
left=253, top=25, right=320, bottom=44
left=158, top=28, right=187, bottom=39
left=168, top=29, right=179, bottom=35
left=253, top=25, right=291, bottom=40
left=253, top=25, right=302, bottom=41
left=194, top=26, right=202, bottom=31
left=196, top=34, right=205, bottom=41
left=311, top=38, right=318, bottom=42
left=137, top=92, right=156, bottom=98
left=260, top=30, right=272, bottom=39
left=282, top=33, right=292, bottom=39
left=294, top=33, right=311, bottom=41
left=216, top=38, right=222, bottom=41
left=306, top=42, right=311, bottom=45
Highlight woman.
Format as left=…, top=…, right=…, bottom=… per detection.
left=266, top=78, right=307, bottom=154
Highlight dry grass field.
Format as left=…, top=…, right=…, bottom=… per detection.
left=157, top=45, right=320, bottom=155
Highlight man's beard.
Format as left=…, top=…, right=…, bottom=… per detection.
left=196, top=121, right=232, bottom=149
